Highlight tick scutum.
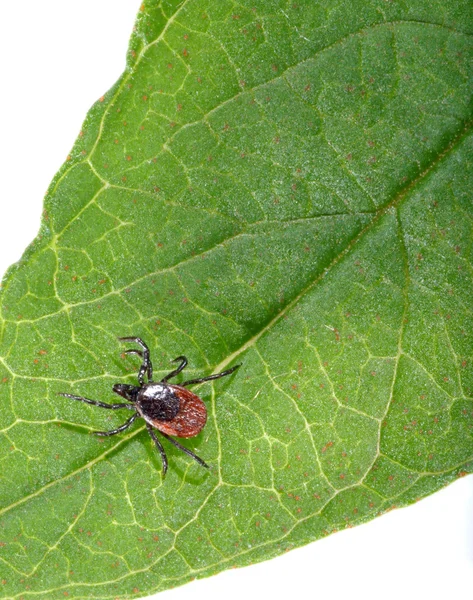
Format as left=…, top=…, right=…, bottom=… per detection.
left=136, top=382, right=180, bottom=422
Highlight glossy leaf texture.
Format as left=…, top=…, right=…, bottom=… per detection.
left=1, top=1, right=473, bottom=598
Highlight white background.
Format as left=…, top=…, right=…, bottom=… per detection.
left=0, top=3, right=471, bottom=599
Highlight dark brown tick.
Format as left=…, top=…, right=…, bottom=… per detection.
left=59, top=337, right=240, bottom=475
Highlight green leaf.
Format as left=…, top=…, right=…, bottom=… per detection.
left=1, top=1, right=473, bottom=598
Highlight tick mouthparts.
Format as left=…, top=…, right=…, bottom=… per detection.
left=112, top=383, right=138, bottom=401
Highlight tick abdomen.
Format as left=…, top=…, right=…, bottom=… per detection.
left=153, top=385, right=207, bottom=438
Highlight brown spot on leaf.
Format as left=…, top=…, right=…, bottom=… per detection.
left=321, top=441, right=333, bottom=453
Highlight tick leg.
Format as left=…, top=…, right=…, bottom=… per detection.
left=92, top=413, right=138, bottom=436
left=124, top=349, right=149, bottom=384
left=119, top=337, right=153, bottom=383
left=161, top=355, right=188, bottom=382
left=159, top=431, right=209, bottom=469
left=58, top=393, right=135, bottom=410
left=146, top=424, right=168, bottom=476
left=181, top=364, right=241, bottom=387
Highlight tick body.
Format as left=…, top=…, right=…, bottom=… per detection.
left=134, top=382, right=207, bottom=437
left=59, top=337, right=240, bottom=475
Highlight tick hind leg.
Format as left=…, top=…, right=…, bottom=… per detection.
left=160, top=431, right=209, bottom=469
left=146, top=424, right=169, bottom=475
left=92, top=413, right=138, bottom=437
left=181, top=363, right=241, bottom=387
left=119, top=337, right=153, bottom=383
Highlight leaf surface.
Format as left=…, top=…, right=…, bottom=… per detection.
left=1, top=1, right=473, bottom=598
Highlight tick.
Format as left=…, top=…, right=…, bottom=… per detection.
left=59, top=337, right=240, bottom=475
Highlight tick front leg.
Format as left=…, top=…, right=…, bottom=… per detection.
left=123, top=349, right=149, bottom=385
left=58, top=393, right=135, bottom=410
left=92, top=413, right=138, bottom=436
left=146, top=424, right=168, bottom=476
left=119, top=337, right=153, bottom=383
